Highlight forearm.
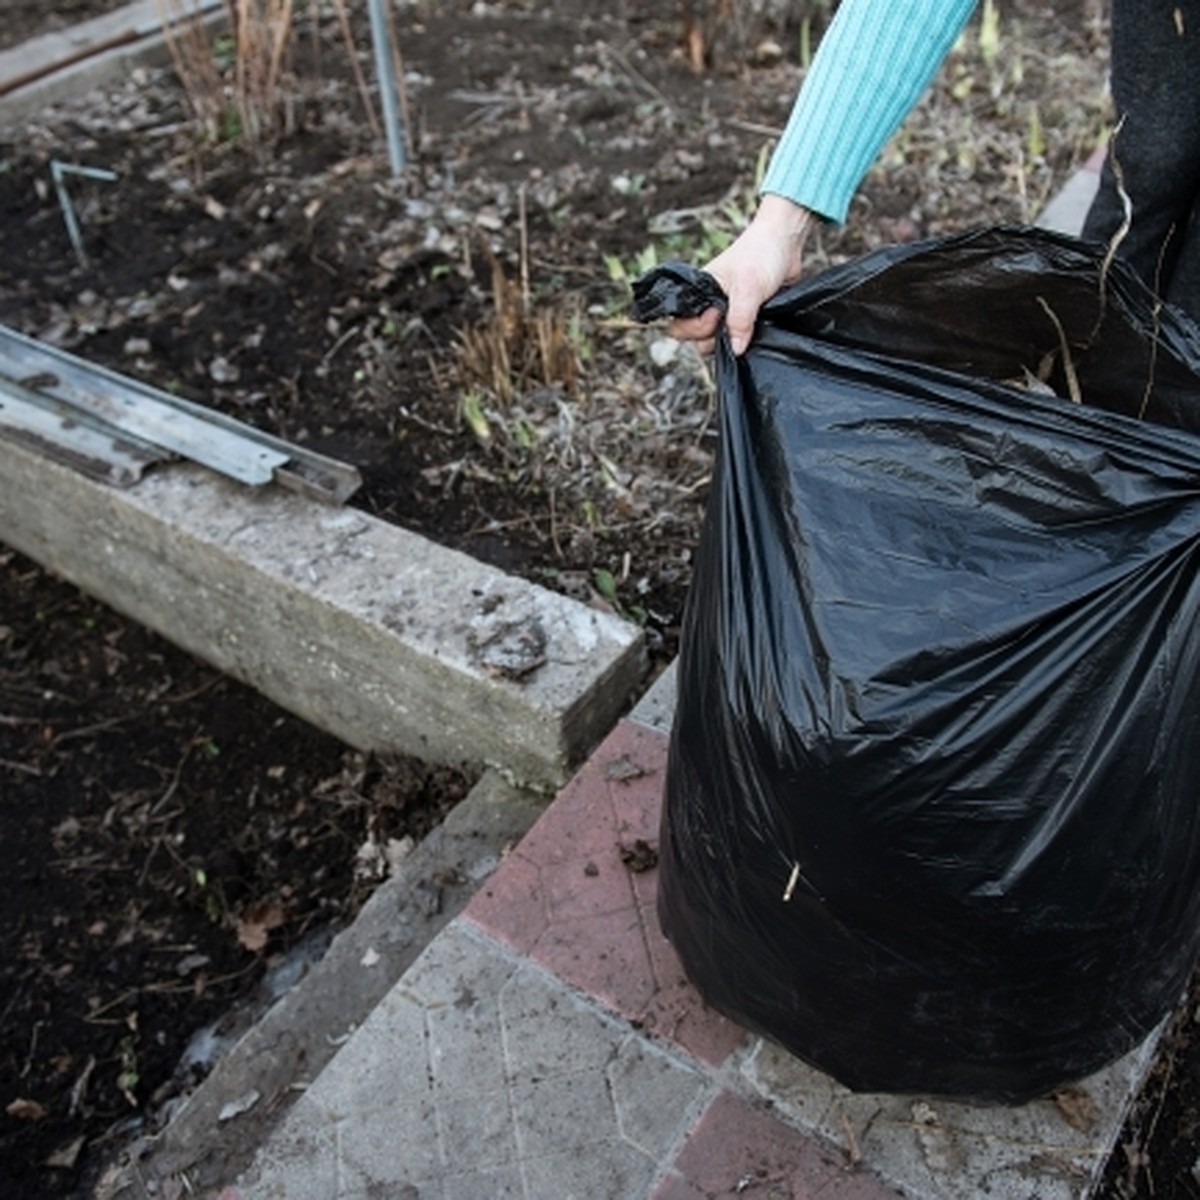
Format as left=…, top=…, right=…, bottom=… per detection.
left=760, top=0, right=977, bottom=222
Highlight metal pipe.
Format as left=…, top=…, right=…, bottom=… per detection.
left=366, top=0, right=406, bottom=178
left=50, top=160, right=118, bottom=269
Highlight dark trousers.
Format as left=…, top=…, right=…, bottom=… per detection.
left=1081, top=0, right=1200, bottom=323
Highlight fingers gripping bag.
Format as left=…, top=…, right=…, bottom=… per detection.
left=631, top=227, right=1200, bottom=1104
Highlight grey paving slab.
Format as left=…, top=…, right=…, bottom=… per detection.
left=627, top=659, right=677, bottom=734
left=236, top=920, right=713, bottom=1200
left=739, top=1028, right=1161, bottom=1200
left=108, top=770, right=548, bottom=1196
left=1038, top=159, right=1103, bottom=238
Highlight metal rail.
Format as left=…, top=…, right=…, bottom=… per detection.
left=0, top=323, right=361, bottom=505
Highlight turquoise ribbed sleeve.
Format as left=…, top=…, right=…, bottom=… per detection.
left=759, top=0, right=978, bottom=222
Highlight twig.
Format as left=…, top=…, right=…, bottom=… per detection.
left=20, top=1020, right=42, bottom=1079
left=597, top=41, right=673, bottom=109
left=782, top=862, right=801, bottom=901
left=1036, top=296, right=1082, bottom=404
left=68, top=1056, right=96, bottom=1118
left=150, top=738, right=197, bottom=815
left=161, top=674, right=224, bottom=706
left=1138, top=225, right=1175, bottom=420
left=840, top=1108, right=862, bottom=1167
left=1093, top=116, right=1131, bottom=340
left=51, top=714, right=136, bottom=745
left=83, top=964, right=260, bottom=1022
left=396, top=405, right=457, bottom=436
left=0, top=757, right=42, bottom=777
left=722, top=116, right=785, bottom=139
left=321, top=322, right=361, bottom=364
left=331, top=0, right=379, bottom=137
left=518, top=184, right=531, bottom=313
left=548, top=487, right=563, bottom=559
left=45, top=676, right=223, bottom=751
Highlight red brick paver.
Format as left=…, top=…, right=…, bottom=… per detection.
left=652, top=1091, right=903, bottom=1200
left=465, top=720, right=747, bottom=1067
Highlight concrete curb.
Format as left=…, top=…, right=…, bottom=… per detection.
left=0, top=0, right=223, bottom=123
left=104, top=768, right=548, bottom=1197
left=0, top=440, right=647, bottom=789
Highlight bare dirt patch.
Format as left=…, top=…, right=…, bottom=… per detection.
left=2, top=2, right=1197, bottom=1198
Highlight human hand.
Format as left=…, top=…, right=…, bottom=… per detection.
left=669, top=194, right=815, bottom=356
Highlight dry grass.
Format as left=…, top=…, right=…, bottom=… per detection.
left=155, top=0, right=306, bottom=149
left=455, top=244, right=581, bottom=408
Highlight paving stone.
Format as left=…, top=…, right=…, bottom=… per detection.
left=740, top=1034, right=1161, bottom=1200
left=234, top=1122, right=339, bottom=1200
left=518, top=1143, right=661, bottom=1200
left=238, top=921, right=710, bottom=1199
left=498, top=959, right=629, bottom=1079
left=466, top=721, right=748, bottom=1069
left=652, top=1089, right=902, bottom=1200
left=608, top=1038, right=713, bottom=1160
left=440, top=1164, right=526, bottom=1200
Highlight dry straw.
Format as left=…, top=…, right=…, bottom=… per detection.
left=155, top=0, right=297, bottom=149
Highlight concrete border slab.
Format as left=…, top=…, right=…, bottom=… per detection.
left=0, top=439, right=646, bottom=788
left=0, top=1, right=223, bottom=123
left=109, top=768, right=547, bottom=1196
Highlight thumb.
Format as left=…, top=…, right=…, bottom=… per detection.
left=724, top=292, right=759, bottom=357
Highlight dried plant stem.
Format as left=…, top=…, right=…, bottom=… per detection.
left=1036, top=296, right=1082, bottom=405
left=456, top=242, right=581, bottom=406
left=1137, top=227, right=1175, bottom=420
left=331, top=0, right=380, bottom=137
left=155, top=0, right=227, bottom=140
left=1093, top=115, right=1131, bottom=342
left=158, top=0, right=299, bottom=150
left=382, top=0, right=415, bottom=159
left=226, top=0, right=295, bottom=145
left=518, top=184, right=531, bottom=311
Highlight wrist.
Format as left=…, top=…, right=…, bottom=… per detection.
left=755, top=193, right=816, bottom=242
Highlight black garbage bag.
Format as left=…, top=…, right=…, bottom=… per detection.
left=632, top=227, right=1200, bottom=1104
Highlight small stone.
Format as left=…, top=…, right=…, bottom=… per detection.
left=208, top=355, right=240, bottom=383
left=649, top=338, right=679, bottom=368
left=217, top=1090, right=260, bottom=1122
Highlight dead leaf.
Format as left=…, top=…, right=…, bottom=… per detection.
left=218, top=1090, right=260, bottom=1122
left=618, top=839, right=658, bottom=873
left=45, top=1135, right=85, bottom=1169
left=208, top=355, right=240, bottom=384
left=7, top=1097, right=48, bottom=1121
left=1053, top=1086, right=1100, bottom=1132
left=235, top=901, right=286, bottom=953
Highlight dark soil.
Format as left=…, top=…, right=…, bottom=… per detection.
left=1, top=2, right=1198, bottom=1198
left=0, top=547, right=477, bottom=1197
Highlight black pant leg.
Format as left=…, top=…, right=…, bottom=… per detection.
left=1082, top=0, right=1200, bottom=322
